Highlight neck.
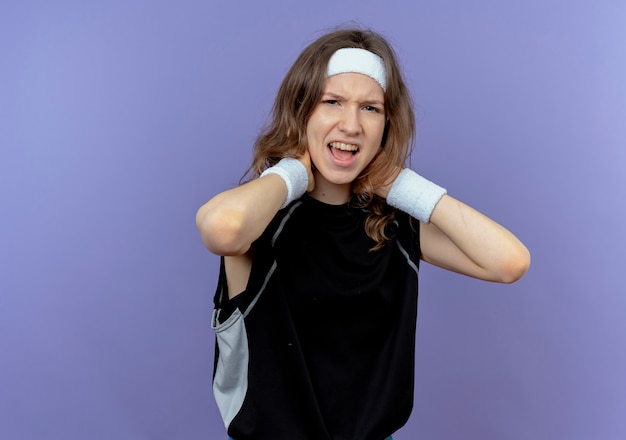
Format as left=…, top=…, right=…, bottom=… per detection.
left=309, top=170, right=352, bottom=205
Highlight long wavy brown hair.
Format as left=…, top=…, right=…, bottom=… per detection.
left=246, top=26, right=416, bottom=249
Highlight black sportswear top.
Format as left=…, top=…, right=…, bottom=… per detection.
left=211, top=195, right=421, bottom=440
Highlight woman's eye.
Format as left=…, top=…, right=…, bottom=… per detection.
left=364, top=105, right=380, bottom=113
left=323, top=99, right=338, bottom=105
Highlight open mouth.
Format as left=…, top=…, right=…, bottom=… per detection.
left=328, top=141, right=359, bottom=160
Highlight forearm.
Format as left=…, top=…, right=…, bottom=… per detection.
left=197, top=157, right=310, bottom=256
left=196, top=174, right=287, bottom=255
left=380, top=167, right=529, bottom=283
left=425, top=195, right=531, bottom=283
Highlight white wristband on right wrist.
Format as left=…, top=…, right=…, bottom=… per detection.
left=386, top=168, right=447, bottom=223
left=260, top=158, right=308, bottom=209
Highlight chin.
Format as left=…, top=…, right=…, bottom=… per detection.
left=327, top=169, right=361, bottom=183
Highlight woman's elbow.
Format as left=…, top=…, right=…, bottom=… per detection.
left=195, top=206, right=250, bottom=256
left=496, top=246, right=531, bottom=284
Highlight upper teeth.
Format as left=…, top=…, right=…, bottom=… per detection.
left=330, top=142, right=358, bottom=151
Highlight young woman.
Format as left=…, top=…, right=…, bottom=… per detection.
left=196, top=27, right=530, bottom=440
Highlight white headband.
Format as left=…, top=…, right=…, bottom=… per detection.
left=327, top=48, right=387, bottom=91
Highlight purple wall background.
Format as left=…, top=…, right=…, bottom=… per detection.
left=1, top=0, right=625, bottom=439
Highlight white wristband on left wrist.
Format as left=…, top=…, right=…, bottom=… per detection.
left=386, top=168, right=447, bottom=223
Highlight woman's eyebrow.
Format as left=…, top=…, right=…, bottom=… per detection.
left=362, top=99, right=385, bottom=106
left=322, top=92, right=384, bottom=106
left=322, top=92, right=344, bottom=100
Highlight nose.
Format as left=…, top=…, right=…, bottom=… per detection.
left=338, top=106, right=361, bottom=135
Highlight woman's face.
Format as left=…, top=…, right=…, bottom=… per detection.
left=306, top=72, right=386, bottom=202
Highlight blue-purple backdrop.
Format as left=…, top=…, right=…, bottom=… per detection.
left=2, top=1, right=625, bottom=439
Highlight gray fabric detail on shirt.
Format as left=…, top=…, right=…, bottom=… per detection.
left=243, top=261, right=276, bottom=319
left=212, top=308, right=249, bottom=429
left=396, top=241, right=419, bottom=276
left=271, top=200, right=302, bottom=246
left=210, top=200, right=299, bottom=428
